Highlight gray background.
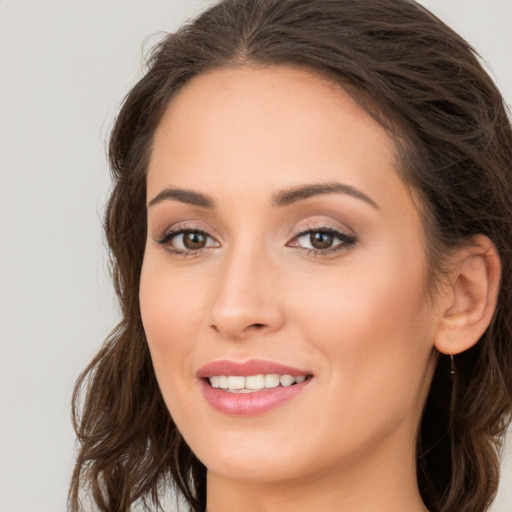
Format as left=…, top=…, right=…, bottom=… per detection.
left=1, top=1, right=511, bottom=511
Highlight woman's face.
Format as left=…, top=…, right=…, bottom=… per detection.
left=140, top=66, right=441, bottom=484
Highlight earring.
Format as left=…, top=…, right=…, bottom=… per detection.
left=449, top=353, right=456, bottom=375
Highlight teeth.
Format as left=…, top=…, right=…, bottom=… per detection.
left=280, top=375, right=295, bottom=387
left=264, top=374, right=280, bottom=388
left=227, top=376, right=245, bottom=390
left=208, top=374, right=310, bottom=392
left=246, top=374, right=265, bottom=389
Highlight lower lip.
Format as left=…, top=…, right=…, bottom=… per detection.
left=200, top=379, right=311, bottom=416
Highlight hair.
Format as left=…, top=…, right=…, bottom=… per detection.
left=69, top=1, right=512, bottom=511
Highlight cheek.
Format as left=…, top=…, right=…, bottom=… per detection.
left=293, top=246, right=434, bottom=407
left=139, top=258, right=204, bottom=389
left=297, top=248, right=427, bottom=339
left=291, top=285, right=433, bottom=466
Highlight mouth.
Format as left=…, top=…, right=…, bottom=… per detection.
left=197, top=359, right=314, bottom=415
left=206, top=373, right=313, bottom=393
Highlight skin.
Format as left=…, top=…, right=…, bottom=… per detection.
left=139, top=65, right=444, bottom=512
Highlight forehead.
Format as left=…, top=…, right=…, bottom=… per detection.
left=147, top=65, right=416, bottom=222
left=151, top=65, right=395, bottom=157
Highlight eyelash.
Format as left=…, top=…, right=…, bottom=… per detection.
left=290, top=225, right=357, bottom=257
left=156, top=224, right=357, bottom=258
left=156, top=225, right=214, bottom=257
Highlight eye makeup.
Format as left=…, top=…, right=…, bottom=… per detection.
left=154, top=221, right=357, bottom=259
left=287, top=225, right=357, bottom=257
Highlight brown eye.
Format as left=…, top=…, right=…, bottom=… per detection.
left=183, top=231, right=207, bottom=249
left=157, top=228, right=218, bottom=254
left=290, top=227, right=357, bottom=256
left=309, top=231, right=334, bottom=250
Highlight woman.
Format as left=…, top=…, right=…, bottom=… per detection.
left=69, top=1, right=512, bottom=511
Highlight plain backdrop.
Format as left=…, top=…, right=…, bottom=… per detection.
left=0, top=1, right=511, bottom=511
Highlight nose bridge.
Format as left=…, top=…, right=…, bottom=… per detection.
left=208, top=235, right=283, bottom=338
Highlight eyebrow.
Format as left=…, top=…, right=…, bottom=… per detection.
left=148, top=182, right=378, bottom=210
left=148, top=188, right=215, bottom=209
left=272, top=182, right=379, bottom=209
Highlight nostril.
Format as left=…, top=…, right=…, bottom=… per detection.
left=252, top=323, right=265, bottom=329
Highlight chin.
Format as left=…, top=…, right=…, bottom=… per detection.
left=201, top=445, right=310, bottom=484
left=180, top=422, right=312, bottom=482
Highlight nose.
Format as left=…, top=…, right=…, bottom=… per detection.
left=208, top=246, right=285, bottom=340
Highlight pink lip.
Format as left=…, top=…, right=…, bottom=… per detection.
left=197, top=359, right=313, bottom=416
left=197, top=359, right=311, bottom=378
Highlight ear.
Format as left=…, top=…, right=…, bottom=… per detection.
left=434, top=234, right=501, bottom=356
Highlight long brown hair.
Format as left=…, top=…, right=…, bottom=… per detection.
left=69, top=1, right=512, bottom=511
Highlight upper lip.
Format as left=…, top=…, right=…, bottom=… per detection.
left=196, top=359, right=313, bottom=378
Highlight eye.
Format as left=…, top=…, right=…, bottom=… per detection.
left=289, top=227, right=356, bottom=255
left=306, top=231, right=336, bottom=250
left=157, top=228, right=219, bottom=255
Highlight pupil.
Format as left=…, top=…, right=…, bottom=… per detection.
left=184, top=232, right=206, bottom=249
left=310, top=231, right=333, bottom=249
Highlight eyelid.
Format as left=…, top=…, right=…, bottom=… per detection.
left=157, top=228, right=216, bottom=245
left=290, top=220, right=354, bottom=239
left=156, top=220, right=219, bottom=242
